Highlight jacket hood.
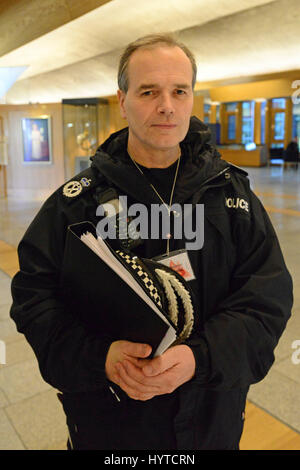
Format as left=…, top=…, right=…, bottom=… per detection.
left=96, top=116, right=215, bottom=161
left=90, top=116, right=229, bottom=204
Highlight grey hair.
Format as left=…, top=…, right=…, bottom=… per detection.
left=118, top=33, right=197, bottom=93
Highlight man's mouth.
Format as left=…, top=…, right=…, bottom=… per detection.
left=152, top=124, right=177, bottom=128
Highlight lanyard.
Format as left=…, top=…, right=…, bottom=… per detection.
left=128, top=153, right=181, bottom=255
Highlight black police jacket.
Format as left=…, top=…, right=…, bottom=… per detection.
left=10, top=117, right=293, bottom=450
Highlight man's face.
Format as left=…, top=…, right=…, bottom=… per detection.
left=118, top=45, right=194, bottom=156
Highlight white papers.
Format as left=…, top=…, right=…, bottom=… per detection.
left=80, top=232, right=176, bottom=356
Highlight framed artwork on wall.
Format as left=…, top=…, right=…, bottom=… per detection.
left=22, top=116, right=52, bottom=164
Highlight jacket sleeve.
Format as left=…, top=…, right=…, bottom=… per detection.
left=186, top=188, right=293, bottom=391
left=10, top=191, right=112, bottom=393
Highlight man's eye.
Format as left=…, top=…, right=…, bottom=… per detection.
left=176, top=89, right=186, bottom=95
left=142, top=91, right=153, bottom=96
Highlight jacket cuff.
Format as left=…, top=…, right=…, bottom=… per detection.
left=184, top=337, right=211, bottom=384
left=88, top=337, right=113, bottom=390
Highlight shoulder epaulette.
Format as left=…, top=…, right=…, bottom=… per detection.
left=61, top=166, right=103, bottom=203
left=227, top=162, right=248, bottom=177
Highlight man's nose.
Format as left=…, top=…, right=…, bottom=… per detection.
left=157, top=93, right=174, bottom=116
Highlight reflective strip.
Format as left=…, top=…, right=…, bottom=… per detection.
left=68, top=424, right=77, bottom=450
left=68, top=431, right=74, bottom=450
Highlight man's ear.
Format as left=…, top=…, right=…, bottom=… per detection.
left=117, top=89, right=127, bottom=119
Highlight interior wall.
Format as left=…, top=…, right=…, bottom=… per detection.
left=0, top=102, right=65, bottom=199
left=192, top=95, right=204, bottom=121
left=209, top=77, right=297, bottom=103
left=105, top=96, right=127, bottom=137
left=97, top=100, right=112, bottom=144
left=0, top=78, right=295, bottom=199
left=0, top=98, right=124, bottom=200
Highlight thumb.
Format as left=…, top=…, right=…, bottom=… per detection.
left=142, top=355, right=164, bottom=376
left=123, top=341, right=152, bottom=359
left=142, top=347, right=179, bottom=376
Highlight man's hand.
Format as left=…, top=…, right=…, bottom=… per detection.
left=105, top=339, right=152, bottom=385
left=114, top=344, right=196, bottom=401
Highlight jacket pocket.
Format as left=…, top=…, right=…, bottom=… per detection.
left=192, top=387, right=248, bottom=450
left=57, top=385, right=123, bottom=423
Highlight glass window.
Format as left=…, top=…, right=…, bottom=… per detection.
left=216, top=104, right=220, bottom=123
left=292, top=103, right=300, bottom=139
left=274, top=112, right=285, bottom=140
left=204, top=103, right=211, bottom=124
left=242, top=101, right=254, bottom=144
left=270, top=143, right=284, bottom=149
left=272, top=98, right=286, bottom=109
left=226, top=102, right=237, bottom=112
left=227, top=114, right=236, bottom=140
left=260, top=101, right=266, bottom=144
left=242, top=102, right=251, bottom=116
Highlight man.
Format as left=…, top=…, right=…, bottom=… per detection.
left=284, top=137, right=299, bottom=168
left=10, top=34, right=293, bottom=450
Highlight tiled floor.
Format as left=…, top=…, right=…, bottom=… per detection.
left=245, top=165, right=300, bottom=437
left=0, top=164, right=299, bottom=450
left=0, top=195, right=68, bottom=450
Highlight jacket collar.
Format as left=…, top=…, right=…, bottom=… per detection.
left=90, top=116, right=229, bottom=204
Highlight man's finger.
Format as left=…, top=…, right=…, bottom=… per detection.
left=117, top=375, right=154, bottom=401
left=142, top=350, right=177, bottom=377
left=116, top=363, right=158, bottom=399
left=117, top=362, right=160, bottom=392
left=122, top=341, right=152, bottom=359
left=122, top=360, right=162, bottom=387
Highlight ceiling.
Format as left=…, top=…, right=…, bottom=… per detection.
left=0, top=0, right=299, bottom=104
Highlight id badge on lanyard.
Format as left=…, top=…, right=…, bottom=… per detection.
left=152, top=249, right=196, bottom=282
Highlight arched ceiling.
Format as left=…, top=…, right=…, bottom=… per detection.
left=0, top=0, right=299, bottom=104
